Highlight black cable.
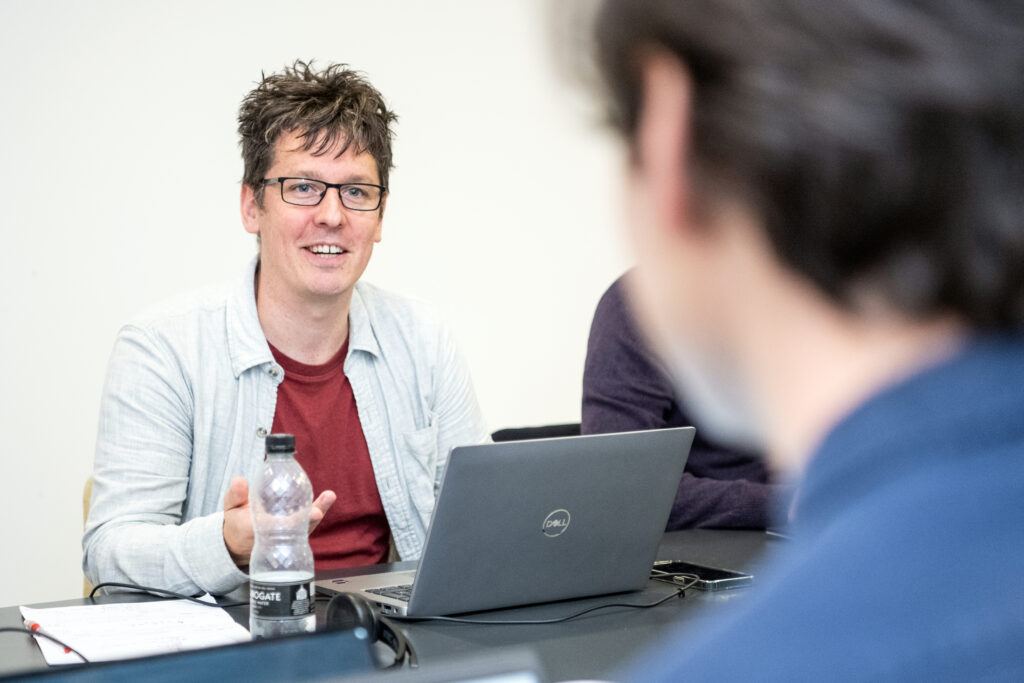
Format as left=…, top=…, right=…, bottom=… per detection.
left=88, top=582, right=248, bottom=608
left=91, top=575, right=697, bottom=627
left=388, top=585, right=689, bottom=626
left=0, top=626, right=89, bottom=663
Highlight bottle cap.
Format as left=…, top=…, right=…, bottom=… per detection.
left=265, top=433, right=296, bottom=454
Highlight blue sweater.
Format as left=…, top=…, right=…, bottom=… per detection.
left=625, top=336, right=1024, bottom=681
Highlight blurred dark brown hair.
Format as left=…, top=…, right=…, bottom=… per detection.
left=238, top=60, right=397, bottom=207
left=595, top=0, right=1024, bottom=329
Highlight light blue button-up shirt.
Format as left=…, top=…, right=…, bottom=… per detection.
left=83, top=258, right=489, bottom=595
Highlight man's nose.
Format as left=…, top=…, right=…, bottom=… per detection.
left=314, top=189, right=346, bottom=227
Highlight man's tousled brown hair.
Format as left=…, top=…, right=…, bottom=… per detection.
left=238, top=60, right=398, bottom=206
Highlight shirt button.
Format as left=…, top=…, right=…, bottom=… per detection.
left=256, top=427, right=268, bottom=438
left=268, top=365, right=281, bottom=377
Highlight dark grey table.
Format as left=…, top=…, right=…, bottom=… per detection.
left=0, top=529, right=777, bottom=681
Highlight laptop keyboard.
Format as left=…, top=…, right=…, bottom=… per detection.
left=366, top=584, right=414, bottom=602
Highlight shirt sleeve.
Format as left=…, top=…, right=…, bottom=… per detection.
left=430, top=320, right=490, bottom=492
left=83, top=324, right=248, bottom=595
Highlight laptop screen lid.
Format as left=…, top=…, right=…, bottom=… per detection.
left=321, top=427, right=694, bottom=616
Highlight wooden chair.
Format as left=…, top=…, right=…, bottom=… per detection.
left=83, top=476, right=93, bottom=597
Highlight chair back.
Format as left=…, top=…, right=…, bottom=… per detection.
left=83, top=476, right=93, bottom=596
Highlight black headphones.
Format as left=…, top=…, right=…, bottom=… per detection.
left=325, top=593, right=417, bottom=669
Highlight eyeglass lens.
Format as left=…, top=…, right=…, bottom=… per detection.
left=279, top=179, right=381, bottom=210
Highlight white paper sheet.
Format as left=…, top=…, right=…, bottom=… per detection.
left=19, top=596, right=251, bottom=666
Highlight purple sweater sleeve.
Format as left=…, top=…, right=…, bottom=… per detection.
left=581, top=275, right=778, bottom=529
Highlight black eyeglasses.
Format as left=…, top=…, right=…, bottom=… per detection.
left=262, top=178, right=386, bottom=211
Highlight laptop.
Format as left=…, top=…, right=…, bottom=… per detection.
left=316, top=427, right=694, bottom=616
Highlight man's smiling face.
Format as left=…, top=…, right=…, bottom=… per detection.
left=241, top=129, right=385, bottom=306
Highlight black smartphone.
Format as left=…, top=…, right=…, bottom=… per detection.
left=652, top=560, right=753, bottom=591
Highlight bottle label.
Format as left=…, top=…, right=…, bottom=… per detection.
left=249, top=580, right=315, bottom=619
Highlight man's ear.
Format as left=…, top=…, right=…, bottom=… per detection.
left=240, top=184, right=261, bottom=235
left=636, top=51, right=694, bottom=236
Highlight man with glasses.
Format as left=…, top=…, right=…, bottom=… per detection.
left=84, top=61, right=488, bottom=596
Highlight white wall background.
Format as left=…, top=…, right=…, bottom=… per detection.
left=0, top=0, right=629, bottom=606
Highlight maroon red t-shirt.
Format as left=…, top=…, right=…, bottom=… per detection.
left=269, top=339, right=390, bottom=569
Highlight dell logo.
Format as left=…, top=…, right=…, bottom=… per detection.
left=542, top=509, right=571, bottom=537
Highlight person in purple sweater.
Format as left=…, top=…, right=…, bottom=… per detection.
left=583, top=273, right=780, bottom=529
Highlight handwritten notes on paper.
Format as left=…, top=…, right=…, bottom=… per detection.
left=20, top=597, right=251, bottom=666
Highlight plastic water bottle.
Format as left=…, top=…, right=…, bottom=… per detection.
left=249, top=433, right=316, bottom=638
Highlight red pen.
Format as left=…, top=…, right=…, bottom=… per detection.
left=24, top=620, right=71, bottom=654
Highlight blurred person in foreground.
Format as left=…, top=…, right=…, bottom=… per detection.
left=593, top=0, right=1024, bottom=679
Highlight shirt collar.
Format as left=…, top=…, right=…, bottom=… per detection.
left=225, top=256, right=382, bottom=376
left=226, top=256, right=273, bottom=378
left=347, top=283, right=382, bottom=359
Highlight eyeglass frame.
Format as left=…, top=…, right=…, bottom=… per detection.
left=261, top=177, right=387, bottom=211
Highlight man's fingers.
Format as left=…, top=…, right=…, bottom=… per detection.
left=222, top=478, right=253, bottom=566
left=309, top=490, right=337, bottom=532
left=223, top=477, right=249, bottom=511
left=314, top=490, right=337, bottom=512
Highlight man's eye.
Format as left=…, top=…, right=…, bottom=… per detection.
left=342, top=186, right=368, bottom=199
left=290, top=182, right=320, bottom=194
